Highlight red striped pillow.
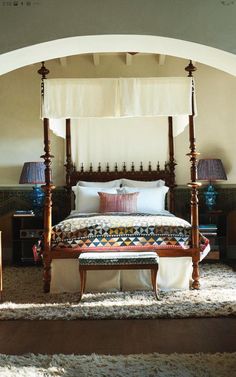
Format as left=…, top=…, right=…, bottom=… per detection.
left=98, top=192, right=139, bottom=213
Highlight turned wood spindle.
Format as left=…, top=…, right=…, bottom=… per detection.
left=65, top=119, right=73, bottom=215
left=185, top=60, right=200, bottom=290
left=38, top=62, right=55, bottom=293
left=168, top=116, right=176, bottom=213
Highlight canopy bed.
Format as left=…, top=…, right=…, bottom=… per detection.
left=38, top=61, right=208, bottom=294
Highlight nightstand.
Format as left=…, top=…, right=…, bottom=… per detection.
left=12, top=213, right=43, bottom=265
left=199, top=210, right=226, bottom=260
left=199, top=224, right=219, bottom=260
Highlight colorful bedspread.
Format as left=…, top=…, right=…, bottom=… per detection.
left=51, top=211, right=209, bottom=252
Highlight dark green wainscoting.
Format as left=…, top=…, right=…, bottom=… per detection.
left=0, top=186, right=236, bottom=262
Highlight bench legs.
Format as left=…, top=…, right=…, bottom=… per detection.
left=79, top=268, right=87, bottom=302
left=79, top=265, right=160, bottom=302
left=151, top=266, right=160, bottom=300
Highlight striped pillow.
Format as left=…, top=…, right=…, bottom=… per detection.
left=98, top=192, right=139, bottom=213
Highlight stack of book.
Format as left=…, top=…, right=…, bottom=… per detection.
left=13, top=210, right=35, bottom=217
left=199, top=224, right=217, bottom=236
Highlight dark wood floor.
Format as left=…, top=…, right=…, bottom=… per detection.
left=0, top=318, right=235, bottom=355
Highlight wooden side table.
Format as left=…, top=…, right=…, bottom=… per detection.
left=199, top=224, right=219, bottom=260
left=12, top=214, right=43, bottom=265
left=199, top=210, right=226, bottom=260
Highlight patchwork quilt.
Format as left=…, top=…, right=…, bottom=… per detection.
left=51, top=211, right=209, bottom=252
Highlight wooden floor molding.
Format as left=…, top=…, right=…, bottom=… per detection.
left=0, top=318, right=235, bottom=355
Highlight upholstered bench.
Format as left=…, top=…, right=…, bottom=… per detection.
left=78, top=251, right=160, bottom=301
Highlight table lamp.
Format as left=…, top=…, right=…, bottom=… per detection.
left=19, top=162, right=45, bottom=215
left=197, top=158, right=227, bottom=211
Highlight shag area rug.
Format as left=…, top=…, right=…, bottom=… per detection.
left=0, top=352, right=235, bottom=377
left=0, top=263, right=235, bottom=320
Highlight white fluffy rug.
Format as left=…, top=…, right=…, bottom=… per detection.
left=0, top=352, right=235, bottom=377
left=0, top=263, right=235, bottom=320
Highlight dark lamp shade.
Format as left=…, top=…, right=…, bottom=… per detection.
left=19, top=162, right=45, bottom=184
left=197, top=159, right=227, bottom=181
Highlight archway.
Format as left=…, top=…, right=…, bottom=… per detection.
left=0, top=35, right=236, bottom=76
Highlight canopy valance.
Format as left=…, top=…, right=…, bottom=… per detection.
left=42, top=77, right=195, bottom=119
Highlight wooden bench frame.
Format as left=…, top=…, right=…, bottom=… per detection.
left=79, top=262, right=159, bottom=302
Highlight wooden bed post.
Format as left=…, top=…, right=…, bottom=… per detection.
left=185, top=60, right=201, bottom=289
left=38, top=62, right=55, bottom=293
left=65, top=118, right=73, bottom=214
left=168, top=116, right=176, bottom=213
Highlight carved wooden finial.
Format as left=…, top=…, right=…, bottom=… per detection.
left=123, top=162, right=126, bottom=172
left=185, top=60, right=196, bottom=77
left=37, top=61, right=50, bottom=79
left=140, top=162, right=143, bottom=172
left=148, top=161, right=152, bottom=172
left=89, top=163, right=93, bottom=173
left=80, top=163, right=84, bottom=173
left=106, top=163, right=110, bottom=172
left=114, top=162, right=118, bottom=172
left=37, top=62, right=49, bottom=97
left=157, top=162, right=160, bottom=171
left=131, top=162, right=135, bottom=172
left=98, top=162, right=101, bottom=172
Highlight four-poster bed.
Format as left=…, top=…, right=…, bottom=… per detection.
left=38, top=61, right=206, bottom=294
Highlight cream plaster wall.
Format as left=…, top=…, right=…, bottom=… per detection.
left=0, top=65, right=64, bottom=186
left=175, top=63, right=236, bottom=185
left=0, top=54, right=235, bottom=186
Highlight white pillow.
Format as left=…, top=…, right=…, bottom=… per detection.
left=78, top=179, right=121, bottom=188
left=72, top=186, right=117, bottom=212
left=121, top=178, right=165, bottom=188
left=119, top=186, right=169, bottom=213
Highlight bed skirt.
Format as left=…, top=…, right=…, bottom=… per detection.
left=50, top=257, right=193, bottom=293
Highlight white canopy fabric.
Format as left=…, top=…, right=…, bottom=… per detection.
left=43, top=78, right=119, bottom=119
left=42, top=77, right=195, bottom=119
left=43, top=77, right=196, bottom=170
left=119, top=77, right=194, bottom=117
left=70, top=118, right=169, bottom=172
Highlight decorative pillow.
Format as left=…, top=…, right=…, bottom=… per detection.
left=98, top=192, right=139, bottom=213
left=121, top=178, right=165, bottom=188
left=117, top=186, right=169, bottom=213
left=72, top=186, right=117, bottom=213
left=78, top=179, right=121, bottom=188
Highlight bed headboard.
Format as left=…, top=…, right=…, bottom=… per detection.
left=63, top=117, right=176, bottom=214
left=68, top=161, right=176, bottom=213
left=70, top=161, right=173, bottom=184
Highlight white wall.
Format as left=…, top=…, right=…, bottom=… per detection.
left=0, top=54, right=235, bottom=186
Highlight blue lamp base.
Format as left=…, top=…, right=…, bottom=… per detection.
left=32, top=185, right=45, bottom=215
left=204, top=184, right=218, bottom=211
